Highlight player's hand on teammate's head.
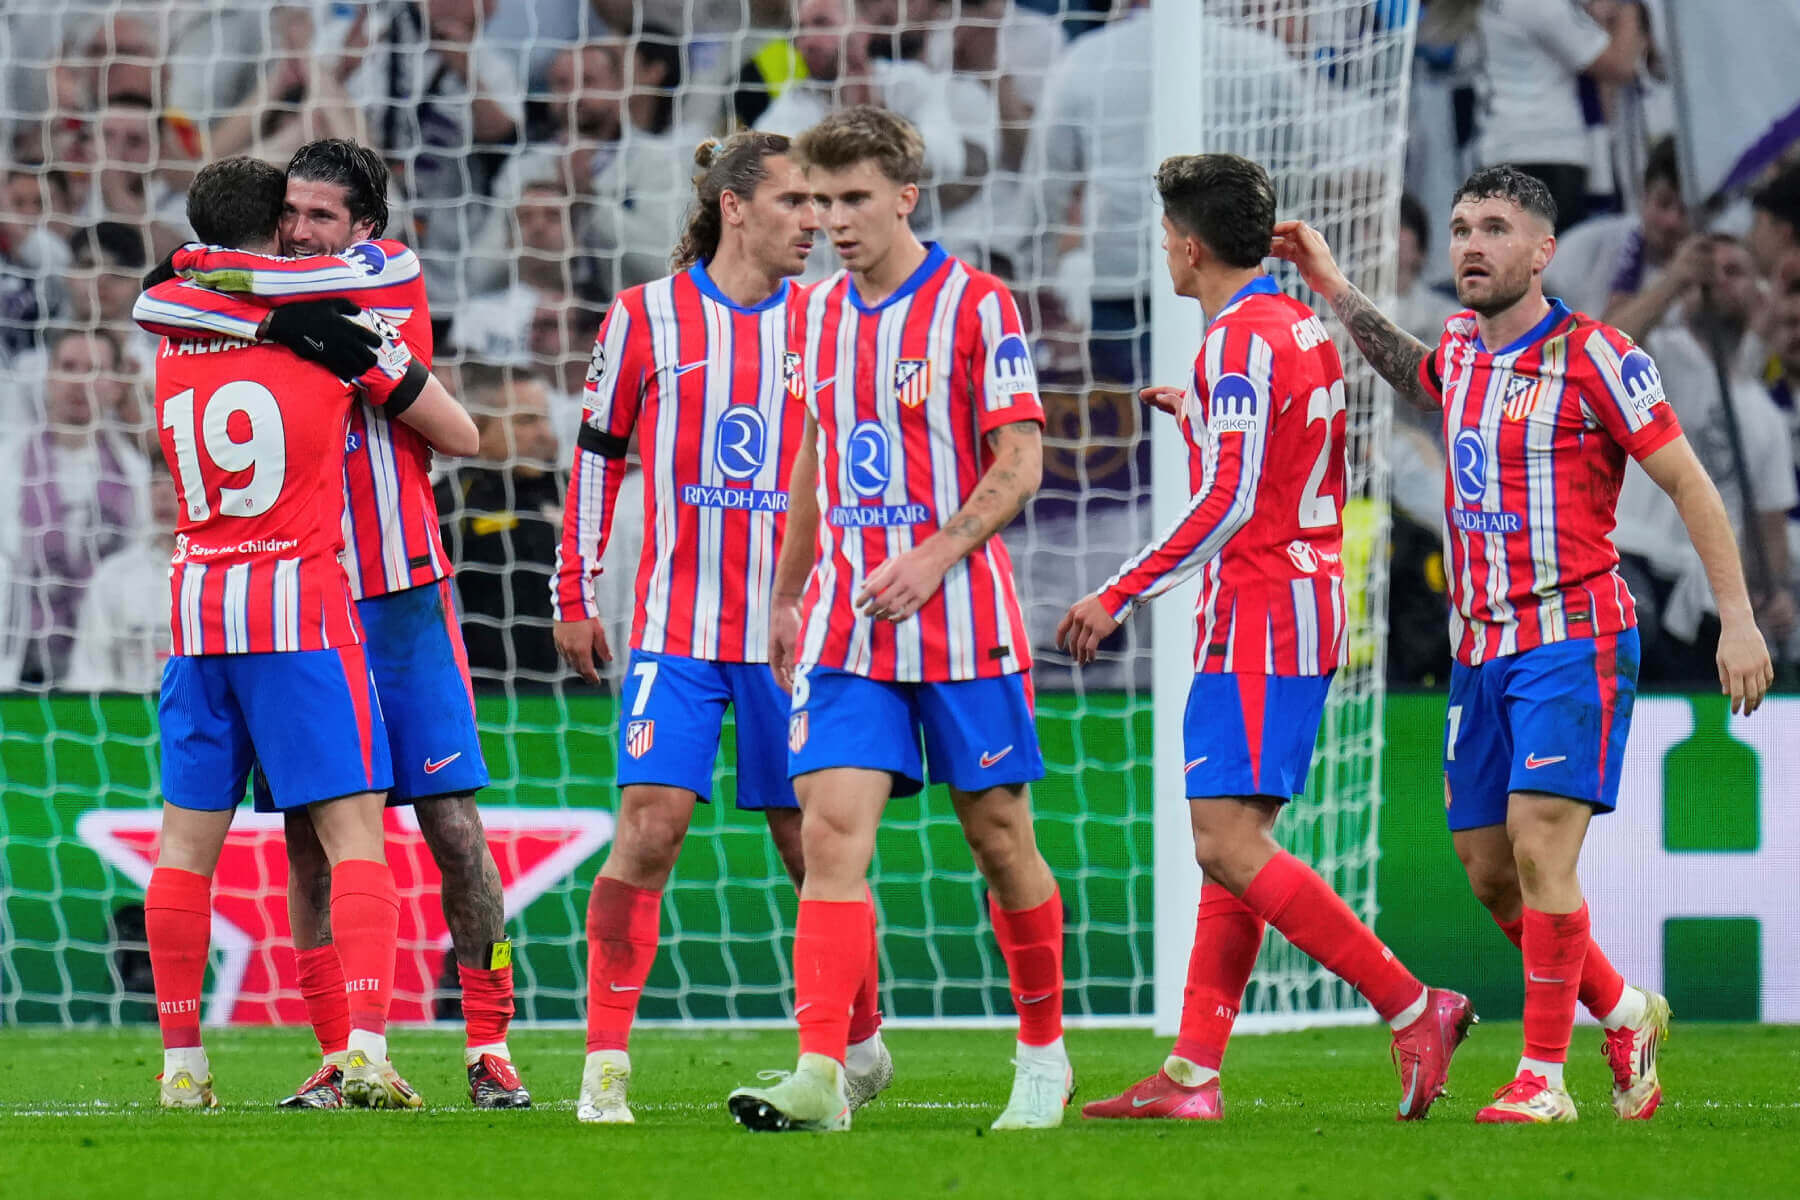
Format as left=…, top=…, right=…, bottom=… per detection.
left=1269, top=220, right=1345, bottom=295
left=1055, top=594, right=1121, bottom=667
left=264, top=298, right=383, bottom=379
left=554, top=617, right=612, bottom=684
left=1715, top=617, right=1774, bottom=716
left=1139, top=386, right=1185, bottom=418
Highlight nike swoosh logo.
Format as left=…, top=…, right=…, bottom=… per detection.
left=979, top=746, right=1014, bottom=768
left=794, top=1002, right=814, bottom=1015
left=1017, top=992, right=1052, bottom=1005
left=608, top=982, right=641, bottom=993
left=1527, top=973, right=1566, bottom=984
left=1523, top=754, right=1567, bottom=769
left=814, top=378, right=835, bottom=393
left=1184, top=757, right=1208, bottom=772
left=1131, top=1096, right=1161, bottom=1108
left=674, top=361, right=707, bottom=376
left=304, top=336, right=325, bottom=353
left=423, top=752, right=462, bottom=774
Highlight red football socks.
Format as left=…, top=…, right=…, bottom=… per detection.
left=459, top=963, right=514, bottom=1049
left=847, top=890, right=883, bottom=1046
left=584, top=877, right=662, bottom=1053
left=794, top=898, right=872, bottom=1062
left=1172, top=883, right=1265, bottom=1069
left=991, top=890, right=1065, bottom=1047
left=1521, top=904, right=1590, bottom=1064
left=294, top=944, right=350, bottom=1056
left=146, top=867, right=212, bottom=1050
left=1241, top=851, right=1423, bottom=1022
left=329, top=858, right=399, bottom=1036
left=1493, top=910, right=1625, bottom=1019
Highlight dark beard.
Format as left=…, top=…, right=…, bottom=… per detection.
left=1457, top=271, right=1532, bottom=318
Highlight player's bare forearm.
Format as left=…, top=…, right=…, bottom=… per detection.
left=926, top=420, right=1043, bottom=570
left=1325, top=281, right=1435, bottom=412
left=1643, top=437, right=1756, bottom=622
left=774, top=422, right=821, bottom=603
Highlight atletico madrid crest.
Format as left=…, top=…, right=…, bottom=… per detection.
left=625, top=719, right=655, bottom=759
left=1502, top=372, right=1541, bottom=421
left=788, top=711, right=809, bottom=754
left=893, top=358, right=932, bottom=409
left=783, top=351, right=806, bottom=402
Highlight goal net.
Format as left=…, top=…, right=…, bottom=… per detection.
left=0, top=0, right=1411, bottom=1033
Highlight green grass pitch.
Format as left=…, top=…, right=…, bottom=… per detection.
left=4, top=1024, right=1797, bottom=1200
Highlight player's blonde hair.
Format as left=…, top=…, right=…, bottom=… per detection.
left=793, top=105, right=924, bottom=186
left=670, top=131, right=793, bottom=271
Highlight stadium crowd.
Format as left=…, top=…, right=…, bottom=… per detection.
left=0, top=0, right=1794, bottom=693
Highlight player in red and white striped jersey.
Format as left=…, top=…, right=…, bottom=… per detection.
left=728, top=107, right=1066, bottom=1135
left=132, top=140, right=526, bottom=1110
left=1278, top=164, right=1773, bottom=1122
left=550, top=131, right=887, bottom=1125
left=143, top=157, right=475, bottom=1112
left=1061, top=155, right=1470, bottom=1126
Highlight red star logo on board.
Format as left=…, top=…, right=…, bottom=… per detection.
left=77, top=807, right=613, bottom=1024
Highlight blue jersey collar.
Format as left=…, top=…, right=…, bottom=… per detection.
left=1474, top=297, right=1572, bottom=356
left=1205, top=274, right=1281, bottom=330
left=688, top=260, right=789, bottom=314
left=848, top=242, right=948, bottom=313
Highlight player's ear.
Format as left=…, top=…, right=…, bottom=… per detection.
left=896, top=181, right=919, bottom=218
left=720, top=187, right=745, bottom=228
left=351, top=219, right=377, bottom=243
left=1534, top=230, right=1556, bottom=276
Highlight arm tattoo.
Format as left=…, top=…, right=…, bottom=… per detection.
left=1329, top=282, right=1436, bottom=412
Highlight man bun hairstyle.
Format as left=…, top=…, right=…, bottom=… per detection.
left=286, top=138, right=391, bottom=238
left=1154, top=153, right=1276, bottom=270
left=187, top=156, right=287, bottom=248
left=793, top=105, right=924, bottom=186
left=1452, top=164, right=1558, bottom=229
left=671, top=130, right=793, bottom=270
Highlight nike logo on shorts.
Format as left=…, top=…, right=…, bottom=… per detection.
left=1523, top=753, right=1567, bottom=770
left=423, top=752, right=463, bottom=775
left=979, top=746, right=1013, bottom=768
left=1184, top=757, right=1208, bottom=773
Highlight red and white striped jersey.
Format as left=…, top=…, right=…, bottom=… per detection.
left=1098, top=277, right=1348, bottom=676
left=135, top=239, right=449, bottom=601
left=552, top=263, right=808, bottom=662
left=796, top=244, right=1042, bottom=682
left=154, top=322, right=426, bottom=655
left=1418, top=300, right=1682, bottom=665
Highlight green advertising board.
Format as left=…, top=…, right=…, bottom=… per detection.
left=2, top=692, right=1789, bottom=1025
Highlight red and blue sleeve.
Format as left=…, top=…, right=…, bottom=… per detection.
left=552, top=296, right=651, bottom=622
left=1577, top=324, right=1682, bottom=461
left=1097, top=332, right=1274, bottom=621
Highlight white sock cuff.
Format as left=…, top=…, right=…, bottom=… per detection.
left=346, top=1028, right=388, bottom=1064
left=1387, top=988, right=1430, bottom=1032
left=1519, top=1055, right=1566, bottom=1089
left=1600, top=985, right=1647, bottom=1031
left=465, top=1041, right=511, bottom=1066
left=1162, top=1055, right=1220, bottom=1088
left=1017, top=1036, right=1067, bottom=1065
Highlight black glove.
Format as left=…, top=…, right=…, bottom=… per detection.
left=142, top=250, right=179, bottom=291
left=263, top=298, right=383, bottom=379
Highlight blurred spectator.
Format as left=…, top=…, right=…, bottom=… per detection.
left=196, top=4, right=368, bottom=166
left=1550, top=136, right=1687, bottom=320
left=1472, top=0, right=1646, bottom=232
left=1393, top=192, right=1459, bottom=344
left=0, top=327, right=149, bottom=685
left=341, top=0, right=526, bottom=300
left=755, top=0, right=982, bottom=204
left=0, top=168, right=70, bottom=365
left=731, top=4, right=811, bottom=130
left=64, top=462, right=176, bottom=692
left=529, top=299, right=607, bottom=461
left=1613, top=235, right=1798, bottom=679
left=1766, top=254, right=1800, bottom=658
left=1749, top=162, right=1800, bottom=278
left=905, top=0, right=1060, bottom=272
left=66, top=222, right=157, bottom=369
left=498, top=34, right=691, bottom=296
left=456, top=177, right=598, bottom=359
left=90, top=94, right=193, bottom=252
left=436, top=362, right=564, bottom=681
